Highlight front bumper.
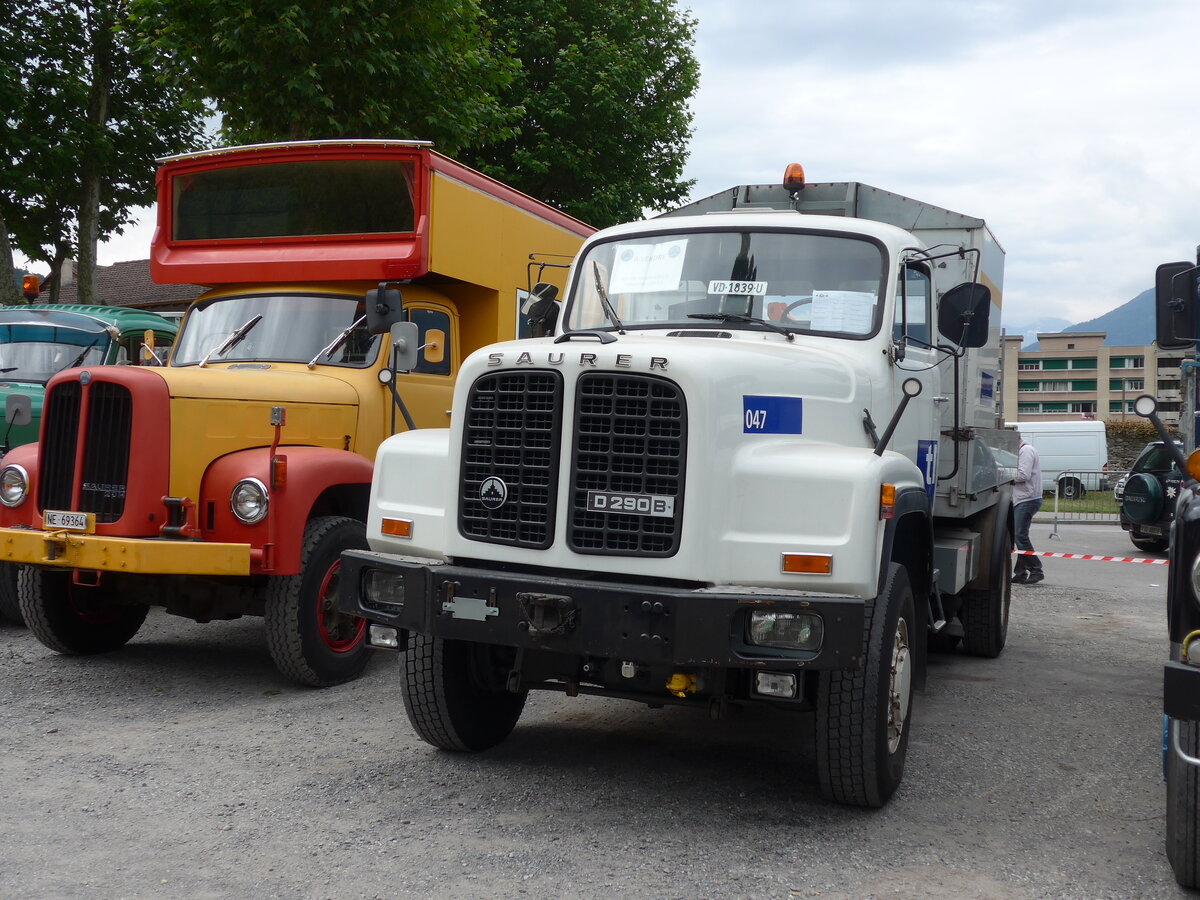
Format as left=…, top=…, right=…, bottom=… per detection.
left=0, top=526, right=251, bottom=576
left=339, top=550, right=866, bottom=670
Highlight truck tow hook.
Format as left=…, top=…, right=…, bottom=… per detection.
left=516, top=592, right=577, bottom=637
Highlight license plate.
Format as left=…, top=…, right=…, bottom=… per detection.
left=586, top=491, right=674, bottom=517
left=1143, top=525, right=1164, bottom=536
left=42, top=510, right=95, bottom=533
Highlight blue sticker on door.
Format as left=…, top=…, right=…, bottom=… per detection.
left=918, top=439, right=938, bottom=503
left=743, top=396, right=803, bottom=434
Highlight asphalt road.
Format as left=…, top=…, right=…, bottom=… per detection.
left=0, top=523, right=1190, bottom=900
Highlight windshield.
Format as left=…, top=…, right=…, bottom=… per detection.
left=172, top=293, right=380, bottom=367
left=564, top=229, right=886, bottom=338
left=0, top=326, right=110, bottom=381
left=1133, top=444, right=1182, bottom=475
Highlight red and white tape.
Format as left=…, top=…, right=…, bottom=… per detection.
left=1013, top=549, right=1169, bottom=565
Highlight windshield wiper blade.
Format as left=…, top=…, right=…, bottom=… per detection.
left=687, top=313, right=794, bottom=342
left=592, top=261, right=626, bottom=334
left=309, top=315, right=366, bottom=369
left=199, top=314, right=263, bottom=367
left=66, top=338, right=103, bottom=369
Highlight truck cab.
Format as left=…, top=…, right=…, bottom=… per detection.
left=340, top=170, right=1014, bottom=805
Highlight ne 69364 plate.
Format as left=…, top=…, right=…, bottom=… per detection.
left=42, top=510, right=95, bottom=533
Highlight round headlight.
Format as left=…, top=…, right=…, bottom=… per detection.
left=0, top=464, right=29, bottom=507
left=1190, top=552, right=1200, bottom=602
left=230, top=477, right=268, bottom=524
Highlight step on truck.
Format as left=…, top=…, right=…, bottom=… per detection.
left=0, top=139, right=591, bottom=686
left=1147, top=253, right=1200, bottom=886
left=340, top=166, right=1016, bottom=804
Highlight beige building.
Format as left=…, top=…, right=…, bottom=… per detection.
left=999, top=332, right=1187, bottom=427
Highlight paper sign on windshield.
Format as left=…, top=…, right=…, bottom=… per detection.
left=609, top=239, right=688, bottom=293
left=810, top=290, right=875, bottom=334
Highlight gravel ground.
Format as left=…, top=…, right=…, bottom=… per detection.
left=0, top=561, right=1191, bottom=900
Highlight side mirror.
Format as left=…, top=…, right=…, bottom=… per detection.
left=422, top=328, right=446, bottom=365
left=5, top=394, right=31, bottom=428
left=522, top=282, right=560, bottom=337
left=389, top=321, right=419, bottom=371
left=366, top=283, right=405, bottom=335
left=937, top=282, right=991, bottom=348
left=1155, top=261, right=1199, bottom=350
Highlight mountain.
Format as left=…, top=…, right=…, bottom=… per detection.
left=1010, top=288, right=1154, bottom=350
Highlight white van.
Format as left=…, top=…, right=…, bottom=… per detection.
left=1005, top=420, right=1108, bottom=498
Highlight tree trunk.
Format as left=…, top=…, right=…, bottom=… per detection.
left=77, top=2, right=114, bottom=306
left=0, top=210, right=24, bottom=306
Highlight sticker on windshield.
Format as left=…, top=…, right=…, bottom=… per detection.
left=810, top=290, right=875, bottom=334
left=708, top=280, right=767, bottom=296
left=608, top=239, right=688, bottom=293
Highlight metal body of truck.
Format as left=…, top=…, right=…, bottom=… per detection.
left=0, top=140, right=591, bottom=686
left=1143, top=254, right=1200, bottom=886
left=0, top=304, right=178, bottom=623
left=340, top=169, right=1015, bottom=805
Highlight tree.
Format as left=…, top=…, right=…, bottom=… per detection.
left=130, top=0, right=518, bottom=155
left=462, top=0, right=700, bottom=227
left=0, top=1, right=207, bottom=305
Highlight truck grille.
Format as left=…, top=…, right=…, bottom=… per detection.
left=568, top=373, right=686, bottom=556
left=38, top=380, right=132, bottom=523
left=458, top=370, right=564, bottom=549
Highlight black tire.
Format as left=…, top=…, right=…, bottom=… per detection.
left=401, top=633, right=527, bottom=752
left=1167, top=715, right=1200, bottom=888
left=0, top=563, right=23, bottom=625
left=1059, top=476, right=1085, bottom=500
left=1132, top=534, right=1168, bottom=553
left=816, top=563, right=915, bottom=807
left=264, top=516, right=370, bottom=687
left=962, top=527, right=1012, bottom=658
left=18, top=567, right=148, bottom=655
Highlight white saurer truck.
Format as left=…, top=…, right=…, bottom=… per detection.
left=340, top=168, right=1016, bottom=806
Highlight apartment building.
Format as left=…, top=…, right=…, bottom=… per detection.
left=999, top=332, right=1188, bottom=427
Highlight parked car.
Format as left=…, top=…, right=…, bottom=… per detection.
left=1119, top=440, right=1185, bottom=552
left=1007, top=420, right=1108, bottom=498
left=0, top=304, right=178, bottom=623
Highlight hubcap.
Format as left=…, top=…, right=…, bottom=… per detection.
left=315, top=561, right=365, bottom=652
left=887, top=616, right=912, bottom=754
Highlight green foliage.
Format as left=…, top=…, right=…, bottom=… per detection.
left=464, top=0, right=700, bottom=227
left=130, top=0, right=518, bottom=154
left=0, top=1, right=207, bottom=298
left=1106, top=418, right=1163, bottom=443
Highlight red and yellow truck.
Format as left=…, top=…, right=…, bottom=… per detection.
left=0, top=139, right=591, bottom=685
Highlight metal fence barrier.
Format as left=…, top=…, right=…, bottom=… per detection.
left=1037, top=469, right=1122, bottom=541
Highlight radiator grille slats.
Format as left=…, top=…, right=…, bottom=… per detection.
left=458, top=370, right=563, bottom=549
left=568, top=374, right=686, bottom=556
left=37, top=379, right=132, bottom=523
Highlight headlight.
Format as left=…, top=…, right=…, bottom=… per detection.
left=1190, top=553, right=1200, bottom=602
left=747, top=611, right=824, bottom=651
left=230, top=477, right=268, bottom=524
left=0, top=464, right=29, bottom=507
left=362, top=569, right=405, bottom=614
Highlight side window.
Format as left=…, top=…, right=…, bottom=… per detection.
left=408, top=308, right=452, bottom=376
left=893, top=266, right=931, bottom=346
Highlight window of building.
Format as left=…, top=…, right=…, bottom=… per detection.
left=1070, top=357, right=1097, bottom=369
left=1069, top=402, right=1096, bottom=414
left=1042, top=358, right=1068, bottom=370
left=1018, top=402, right=1040, bottom=413
left=1126, top=379, right=1143, bottom=391
left=1070, top=380, right=1097, bottom=391
left=1042, top=402, right=1068, bottom=412
left=1018, top=362, right=1040, bottom=370
left=1067, top=343, right=1075, bottom=349
left=1042, top=381, right=1069, bottom=391
left=1018, top=381, right=1040, bottom=392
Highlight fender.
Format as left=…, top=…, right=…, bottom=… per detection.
left=879, top=486, right=933, bottom=689
left=200, top=446, right=373, bottom=575
left=966, top=483, right=1013, bottom=592
left=0, top=442, right=39, bottom=528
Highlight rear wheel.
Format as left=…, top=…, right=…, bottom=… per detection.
left=1059, top=476, right=1085, bottom=500
left=1167, top=716, right=1200, bottom=888
left=816, top=563, right=915, bottom=807
left=962, top=525, right=1012, bottom=658
left=0, top=563, right=22, bottom=625
left=265, top=516, right=370, bottom=687
left=402, top=633, right=527, bottom=752
left=18, top=567, right=148, bottom=654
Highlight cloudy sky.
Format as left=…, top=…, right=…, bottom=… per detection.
left=95, top=0, right=1200, bottom=329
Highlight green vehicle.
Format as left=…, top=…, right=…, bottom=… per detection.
left=0, top=304, right=178, bottom=623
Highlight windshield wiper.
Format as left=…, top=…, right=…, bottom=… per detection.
left=592, top=261, right=626, bottom=334
left=308, top=315, right=366, bottom=369
left=687, top=313, right=794, bottom=342
left=199, top=314, right=263, bottom=368
left=66, top=339, right=103, bottom=369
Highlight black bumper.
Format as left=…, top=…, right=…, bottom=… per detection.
left=339, top=549, right=866, bottom=670
left=1166, top=661, right=1200, bottom=721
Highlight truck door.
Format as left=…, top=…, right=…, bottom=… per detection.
left=892, top=264, right=939, bottom=501
left=390, top=305, right=458, bottom=432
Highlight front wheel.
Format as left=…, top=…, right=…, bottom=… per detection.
left=402, top=634, right=527, bottom=752
left=1167, top=715, right=1200, bottom=887
left=18, top=567, right=148, bottom=654
left=816, top=562, right=915, bottom=807
left=264, top=516, right=370, bottom=687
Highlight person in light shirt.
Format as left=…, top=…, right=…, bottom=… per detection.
left=1012, top=438, right=1045, bottom=584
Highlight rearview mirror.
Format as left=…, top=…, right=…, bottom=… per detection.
left=937, top=282, right=991, bottom=348
left=389, top=321, right=419, bottom=371
left=6, top=394, right=31, bottom=428
left=422, top=328, right=446, bottom=366
left=1155, top=261, right=1199, bottom=350
left=366, top=283, right=405, bottom=335
left=522, top=282, right=560, bottom=337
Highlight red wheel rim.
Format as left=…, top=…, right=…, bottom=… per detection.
left=315, top=559, right=365, bottom=652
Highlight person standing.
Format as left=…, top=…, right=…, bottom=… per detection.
left=1012, top=437, right=1044, bottom=584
